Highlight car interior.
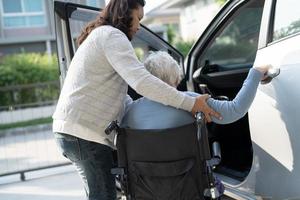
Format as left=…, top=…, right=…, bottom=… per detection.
left=191, top=0, right=265, bottom=181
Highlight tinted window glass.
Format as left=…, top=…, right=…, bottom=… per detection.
left=28, top=15, right=45, bottom=26
left=2, top=0, right=21, bottom=13
left=272, top=0, right=300, bottom=41
left=2, top=0, right=46, bottom=28
left=197, top=0, right=264, bottom=71
left=3, top=16, right=26, bottom=27
left=68, top=9, right=180, bottom=62
left=86, top=0, right=98, bottom=7
left=23, top=0, right=43, bottom=12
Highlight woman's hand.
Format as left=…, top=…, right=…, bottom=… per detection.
left=191, top=94, right=222, bottom=122
left=254, top=64, right=272, bottom=80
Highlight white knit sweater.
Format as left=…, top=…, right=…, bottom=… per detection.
left=52, top=25, right=195, bottom=147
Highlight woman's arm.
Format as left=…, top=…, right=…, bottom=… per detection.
left=100, top=28, right=220, bottom=120
left=102, top=30, right=194, bottom=110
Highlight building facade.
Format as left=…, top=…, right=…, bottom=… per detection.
left=151, top=0, right=221, bottom=41
left=0, top=0, right=105, bottom=55
left=142, top=7, right=180, bottom=42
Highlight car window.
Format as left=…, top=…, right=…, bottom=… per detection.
left=197, top=0, right=264, bottom=71
left=67, top=8, right=180, bottom=63
left=131, top=38, right=158, bottom=62
left=272, top=0, right=300, bottom=42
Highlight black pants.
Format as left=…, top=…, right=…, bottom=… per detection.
left=54, top=132, right=117, bottom=200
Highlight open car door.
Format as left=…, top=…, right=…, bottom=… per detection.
left=53, top=1, right=186, bottom=100
left=185, top=0, right=265, bottom=198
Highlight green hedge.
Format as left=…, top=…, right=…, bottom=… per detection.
left=215, top=0, right=227, bottom=5
left=175, top=40, right=195, bottom=58
left=0, top=53, right=59, bottom=86
left=0, top=117, right=52, bottom=131
left=0, top=53, right=60, bottom=107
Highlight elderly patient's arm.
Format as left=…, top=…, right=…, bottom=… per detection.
left=188, top=67, right=265, bottom=124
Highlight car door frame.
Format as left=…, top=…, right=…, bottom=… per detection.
left=185, top=0, right=268, bottom=199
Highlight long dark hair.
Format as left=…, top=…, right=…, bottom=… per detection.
left=77, top=0, right=145, bottom=45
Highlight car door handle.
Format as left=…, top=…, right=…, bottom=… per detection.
left=261, top=68, right=280, bottom=84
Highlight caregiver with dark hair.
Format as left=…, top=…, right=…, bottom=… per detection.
left=52, top=0, right=220, bottom=199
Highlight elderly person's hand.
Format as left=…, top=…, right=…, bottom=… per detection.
left=191, top=94, right=222, bottom=122
left=253, top=64, right=272, bottom=80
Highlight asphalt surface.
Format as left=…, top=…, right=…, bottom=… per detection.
left=0, top=126, right=68, bottom=175
left=0, top=167, right=234, bottom=200
left=0, top=166, right=85, bottom=200
left=0, top=126, right=234, bottom=200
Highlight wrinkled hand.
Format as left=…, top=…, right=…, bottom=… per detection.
left=191, top=94, right=222, bottom=123
left=254, top=64, right=272, bottom=80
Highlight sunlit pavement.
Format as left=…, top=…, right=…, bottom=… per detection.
left=0, top=126, right=68, bottom=174
left=0, top=165, right=235, bottom=200
left=0, top=165, right=85, bottom=200
left=0, top=129, right=235, bottom=200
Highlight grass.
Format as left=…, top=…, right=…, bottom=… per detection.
left=0, top=117, right=52, bottom=131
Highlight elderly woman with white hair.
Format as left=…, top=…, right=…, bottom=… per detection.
left=121, top=51, right=269, bottom=129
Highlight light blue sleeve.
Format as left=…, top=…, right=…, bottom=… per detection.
left=121, top=98, right=195, bottom=129
left=187, top=68, right=262, bottom=124
left=123, top=94, right=133, bottom=114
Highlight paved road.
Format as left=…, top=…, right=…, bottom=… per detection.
left=0, top=167, right=85, bottom=200
left=0, top=125, right=68, bottom=175
left=0, top=167, right=234, bottom=200
left=0, top=125, right=235, bottom=199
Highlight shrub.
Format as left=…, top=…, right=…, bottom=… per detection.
left=215, top=0, right=227, bottom=5
left=0, top=53, right=59, bottom=86
left=167, top=25, right=176, bottom=45
left=175, top=40, right=195, bottom=58
left=0, top=53, right=59, bottom=107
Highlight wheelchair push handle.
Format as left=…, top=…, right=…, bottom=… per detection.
left=196, top=112, right=204, bottom=123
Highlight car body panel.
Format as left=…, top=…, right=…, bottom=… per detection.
left=249, top=33, right=300, bottom=199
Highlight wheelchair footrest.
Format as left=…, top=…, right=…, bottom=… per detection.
left=204, top=187, right=221, bottom=199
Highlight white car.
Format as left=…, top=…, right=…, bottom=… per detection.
left=54, top=0, right=300, bottom=199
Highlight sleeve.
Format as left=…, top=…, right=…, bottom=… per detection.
left=102, top=29, right=195, bottom=111
left=123, top=94, right=133, bottom=114
left=185, top=68, right=262, bottom=124
left=207, top=68, right=262, bottom=124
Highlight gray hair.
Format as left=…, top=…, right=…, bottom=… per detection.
left=144, top=51, right=183, bottom=87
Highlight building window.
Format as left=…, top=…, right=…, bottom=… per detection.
left=1, top=0, right=46, bottom=28
left=86, top=0, right=97, bottom=7
left=86, top=0, right=105, bottom=8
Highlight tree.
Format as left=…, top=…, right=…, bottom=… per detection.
left=215, top=0, right=227, bottom=6
left=175, top=40, right=195, bottom=58
left=167, top=25, right=176, bottom=45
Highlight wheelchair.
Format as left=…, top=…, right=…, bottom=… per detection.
left=105, top=112, right=223, bottom=200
